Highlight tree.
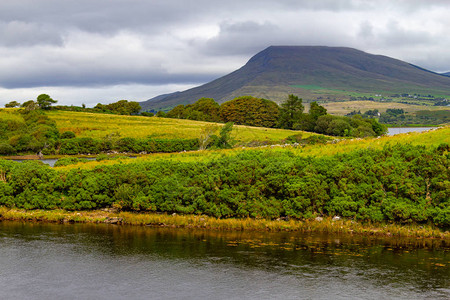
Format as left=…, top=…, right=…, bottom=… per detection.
left=36, top=94, right=57, bottom=109
left=198, top=124, right=219, bottom=150
left=166, top=98, right=221, bottom=122
left=278, top=94, right=304, bottom=129
left=166, top=105, right=187, bottom=119
left=309, top=101, right=327, bottom=120
left=219, top=96, right=279, bottom=127
left=105, top=100, right=141, bottom=115
left=189, top=98, right=220, bottom=122
left=156, top=111, right=166, bottom=118
left=212, top=122, right=234, bottom=149
left=5, top=101, right=20, bottom=108
left=21, top=100, right=38, bottom=111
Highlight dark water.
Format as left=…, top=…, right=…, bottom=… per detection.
left=387, top=127, right=437, bottom=136
left=0, top=222, right=448, bottom=299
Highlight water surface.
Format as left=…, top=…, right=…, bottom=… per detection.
left=387, top=127, right=437, bottom=136
left=0, top=222, right=448, bottom=299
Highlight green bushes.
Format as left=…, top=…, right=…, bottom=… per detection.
left=56, top=136, right=199, bottom=155
left=0, top=110, right=60, bottom=155
left=0, top=144, right=448, bottom=227
left=54, top=157, right=89, bottom=167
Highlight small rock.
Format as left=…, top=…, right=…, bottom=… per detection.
left=104, top=217, right=123, bottom=224
left=315, top=217, right=323, bottom=222
left=332, top=216, right=340, bottom=221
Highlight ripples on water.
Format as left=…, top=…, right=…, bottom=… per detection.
left=0, top=222, right=448, bottom=299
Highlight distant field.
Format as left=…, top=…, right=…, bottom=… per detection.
left=47, top=111, right=312, bottom=143
left=322, top=100, right=450, bottom=115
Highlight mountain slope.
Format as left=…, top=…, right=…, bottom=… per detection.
left=141, top=46, right=450, bottom=111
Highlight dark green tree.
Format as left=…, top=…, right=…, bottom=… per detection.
left=278, top=94, right=304, bottom=129
left=189, top=98, right=220, bottom=121
left=21, top=100, right=38, bottom=111
left=37, top=94, right=57, bottom=110
left=5, top=101, right=20, bottom=108
left=309, top=101, right=327, bottom=120
left=220, top=96, right=279, bottom=127
left=166, top=105, right=187, bottom=119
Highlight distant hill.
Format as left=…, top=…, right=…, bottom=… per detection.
left=442, top=72, right=450, bottom=77
left=141, top=46, right=450, bottom=111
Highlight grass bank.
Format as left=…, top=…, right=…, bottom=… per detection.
left=0, top=207, right=447, bottom=239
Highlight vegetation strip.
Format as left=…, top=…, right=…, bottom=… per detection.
left=0, top=207, right=447, bottom=239
left=1, top=141, right=449, bottom=228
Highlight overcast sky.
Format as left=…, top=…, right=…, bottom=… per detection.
left=1, top=0, right=450, bottom=107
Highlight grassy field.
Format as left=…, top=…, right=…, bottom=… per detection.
left=321, top=100, right=450, bottom=115
left=46, top=110, right=313, bottom=143
left=55, top=125, right=450, bottom=171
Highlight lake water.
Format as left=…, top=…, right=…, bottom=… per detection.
left=11, top=158, right=95, bottom=167
left=387, top=127, right=436, bottom=136
left=0, top=221, right=448, bottom=299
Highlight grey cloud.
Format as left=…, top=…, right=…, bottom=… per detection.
left=0, top=66, right=218, bottom=89
left=0, top=0, right=372, bottom=37
left=0, top=21, right=63, bottom=47
left=358, top=21, right=374, bottom=40
left=0, top=0, right=449, bottom=100
left=379, top=21, right=434, bottom=47
left=202, top=21, right=282, bottom=55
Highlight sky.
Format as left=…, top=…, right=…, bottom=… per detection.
left=1, top=0, right=450, bottom=107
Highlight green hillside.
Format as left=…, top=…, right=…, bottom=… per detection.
left=141, top=46, right=450, bottom=111
left=0, top=109, right=320, bottom=156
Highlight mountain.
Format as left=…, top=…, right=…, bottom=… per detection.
left=442, top=72, right=450, bottom=77
left=141, top=46, right=450, bottom=111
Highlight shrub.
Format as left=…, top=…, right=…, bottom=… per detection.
left=61, top=131, right=76, bottom=139
left=0, top=143, right=16, bottom=155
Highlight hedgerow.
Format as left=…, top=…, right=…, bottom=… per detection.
left=0, top=144, right=448, bottom=227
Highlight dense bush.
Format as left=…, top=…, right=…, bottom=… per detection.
left=0, top=144, right=448, bottom=227
left=0, top=110, right=60, bottom=154
left=61, top=131, right=76, bottom=139
left=59, top=137, right=101, bottom=155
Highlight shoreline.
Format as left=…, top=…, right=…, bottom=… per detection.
left=0, top=207, right=448, bottom=239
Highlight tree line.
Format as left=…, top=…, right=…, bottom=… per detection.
left=5, top=95, right=142, bottom=116
left=160, top=95, right=387, bottom=137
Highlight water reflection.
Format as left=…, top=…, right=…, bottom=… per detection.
left=0, top=222, right=448, bottom=299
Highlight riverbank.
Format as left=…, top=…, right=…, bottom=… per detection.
left=0, top=207, right=447, bottom=239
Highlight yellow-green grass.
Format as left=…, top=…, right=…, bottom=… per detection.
left=322, top=100, right=450, bottom=115
left=47, top=110, right=310, bottom=143
left=55, top=126, right=450, bottom=171
left=0, top=108, right=23, bottom=122
left=0, top=207, right=447, bottom=239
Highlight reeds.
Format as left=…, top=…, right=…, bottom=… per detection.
left=1, top=207, right=447, bottom=239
